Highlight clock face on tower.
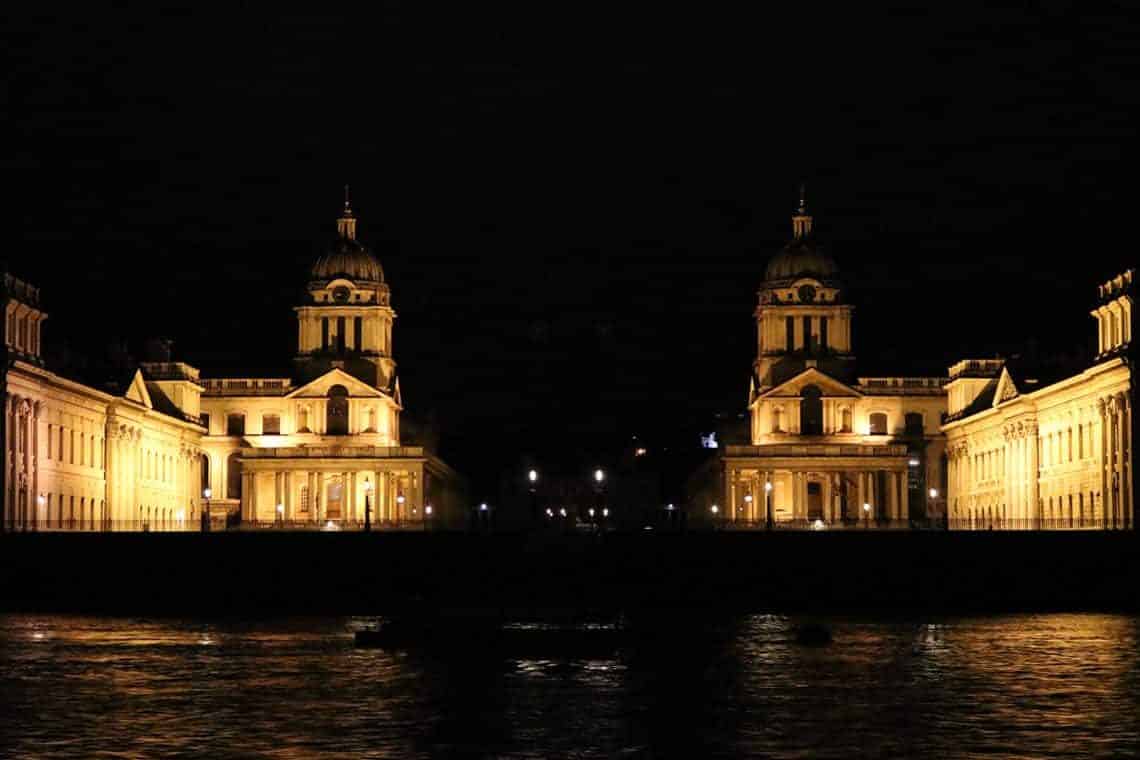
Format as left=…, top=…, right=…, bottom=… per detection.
left=797, top=284, right=817, bottom=303
left=332, top=286, right=350, bottom=303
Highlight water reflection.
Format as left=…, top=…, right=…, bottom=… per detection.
left=2, top=613, right=1139, bottom=757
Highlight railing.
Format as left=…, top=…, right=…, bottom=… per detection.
left=717, top=518, right=921, bottom=531
left=724, top=443, right=908, bottom=457
left=231, top=519, right=435, bottom=531
left=242, top=445, right=426, bottom=459
left=201, top=378, right=293, bottom=396
left=948, top=359, right=1005, bottom=380
left=948, top=517, right=1130, bottom=531
left=13, top=518, right=437, bottom=533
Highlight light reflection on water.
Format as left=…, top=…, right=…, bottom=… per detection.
left=2, top=613, right=1139, bottom=758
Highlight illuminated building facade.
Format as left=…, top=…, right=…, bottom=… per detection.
left=706, top=193, right=948, bottom=526
left=698, top=196, right=1133, bottom=530
left=2, top=198, right=464, bottom=531
left=942, top=270, right=1133, bottom=529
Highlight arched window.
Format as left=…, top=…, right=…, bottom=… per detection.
left=800, top=385, right=823, bottom=435
left=201, top=453, right=210, bottom=493
left=226, top=453, right=242, bottom=500
left=905, top=412, right=924, bottom=436
left=327, top=385, right=350, bottom=435
left=841, top=408, right=853, bottom=433
left=869, top=412, right=888, bottom=435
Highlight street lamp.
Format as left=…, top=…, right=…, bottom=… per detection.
left=396, top=494, right=405, bottom=525
left=764, top=481, right=774, bottom=530
left=363, top=477, right=373, bottom=532
left=202, top=487, right=212, bottom=532
left=527, top=468, right=539, bottom=522
left=594, top=468, right=605, bottom=484
left=276, top=503, right=284, bottom=526
left=863, top=501, right=871, bottom=529
left=424, top=503, right=432, bottom=530
left=744, top=493, right=753, bottom=525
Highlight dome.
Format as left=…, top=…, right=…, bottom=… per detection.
left=310, top=237, right=385, bottom=283
left=764, top=238, right=839, bottom=282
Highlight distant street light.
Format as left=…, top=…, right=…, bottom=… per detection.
left=527, top=469, right=539, bottom=522
left=863, top=501, right=871, bottom=529
left=528, top=469, right=538, bottom=483
left=276, top=503, right=284, bottom=526
left=202, top=488, right=212, bottom=533
left=594, top=469, right=605, bottom=484
left=764, top=481, right=774, bottom=530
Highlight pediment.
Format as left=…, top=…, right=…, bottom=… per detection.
left=760, top=368, right=862, bottom=399
left=993, top=367, right=1020, bottom=407
left=123, top=369, right=153, bottom=408
left=286, top=368, right=387, bottom=399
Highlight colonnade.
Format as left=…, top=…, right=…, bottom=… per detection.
left=724, top=466, right=910, bottom=524
left=240, top=464, right=422, bottom=525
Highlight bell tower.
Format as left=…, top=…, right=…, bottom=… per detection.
left=294, top=190, right=397, bottom=391
left=753, top=189, right=855, bottom=390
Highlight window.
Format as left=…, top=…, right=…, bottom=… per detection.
left=201, top=413, right=210, bottom=433
left=803, top=316, right=812, bottom=352
left=786, top=317, right=794, bottom=351
left=354, top=316, right=363, bottom=350
left=327, top=385, right=349, bottom=435
left=299, top=485, right=310, bottom=513
left=322, top=318, right=329, bottom=350
left=869, top=413, right=888, bottom=435
left=841, top=408, right=852, bottom=433
left=820, top=317, right=828, bottom=350
left=45, top=425, right=51, bottom=460
left=70, top=430, right=75, bottom=464
left=298, top=406, right=310, bottom=432
left=336, top=317, right=346, bottom=353
left=226, top=414, right=245, bottom=436
left=226, top=453, right=242, bottom=500
left=262, top=414, right=281, bottom=435
left=800, top=385, right=823, bottom=435
left=771, top=407, right=783, bottom=433
left=59, top=427, right=64, bottom=460
left=904, top=413, right=924, bottom=436
left=201, top=453, right=210, bottom=493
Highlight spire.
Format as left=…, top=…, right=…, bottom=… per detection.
left=337, top=184, right=357, bottom=240
left=792, top=183, right=813, bottom=240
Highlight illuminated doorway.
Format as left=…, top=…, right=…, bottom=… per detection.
left=326, top=476, right=343, bottom=519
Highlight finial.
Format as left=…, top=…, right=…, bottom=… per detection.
left=337, top=185, right=357, bottom=240
left=792, top=183, right=813, bottom=240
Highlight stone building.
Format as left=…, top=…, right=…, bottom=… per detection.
left=942, top=270, right=1132, bottom=529
left=693, top=194, right=1133, bottom=530
left=2, top=197, right=465, bottom=531
left=694, top=193, right=948, bottom=527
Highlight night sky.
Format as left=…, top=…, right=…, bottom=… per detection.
left=5, top=5, right=1136, bottom=497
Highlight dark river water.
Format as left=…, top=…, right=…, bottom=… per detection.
left=2, top=613, right=1139, bottom=758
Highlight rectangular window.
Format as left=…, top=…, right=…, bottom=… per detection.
left=322, top=318, right=329, bottom=351
left=262, top=414, right=281, bottom=435
left=70, top=431, right=75, bottom=464
left=354, top=316, right=363, bottom=350
left=336, top=317, right=346, bottom=353
left=45, top=425, right=52, bottom=460
left=786, top=317, right=794, bottom=351
left=59, top=427, right=65, bottom=460
left=226, top=414, right=245, bottom=436
left=803, top=316, right=812, bottom=351
left=201, top=413, right=210, bottom=433
left=820, top=317, right=828, bottom=350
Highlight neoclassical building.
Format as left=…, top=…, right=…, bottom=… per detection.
left=694, top=195, right=1133, bottom=530
left=942, top=270, right=1132, bottom=529
left=2, top=197, right=464, bottom=531
left=696, top=195, right=948, bottom=526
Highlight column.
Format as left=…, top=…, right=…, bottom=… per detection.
left=1123, top=396, right=1132, bottom=530
left=309, top=472, right=319, bottom=522
left=348, top=471, right=357, bottom=523
left=22, top=402, right=33, bottom=530
left=1115, top=394, right=1126, bottom=529
left=887, top=471, right=898, bottom=521
left=822, top=473, right=833, bottom=522
left=723, top=465, right=734, bottom=522
left=900, top=470, right=909, bottom=522
left=411, top=465, right=422, bottom=519
left=4, top=399, right=12, bottom=530
left=274, top=472, right=283, bottom=520
left=378, top=470, right=389, bottom=522
left=790, top=472, right=801, bottom=520
left=31, top=402, right=40, bottom=530
left=1027, top=424, right=1039, bottom=529
left=284, top=471, right=293, bottom=520
left=1104, top=399, right=1116, bottom=526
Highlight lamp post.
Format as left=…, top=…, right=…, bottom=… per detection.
left=424, top=504, right=432, bottom=531
left=711, top=503, right=720, bottom=530
left=276, top=503, right=284, bottom=527
left=743, top=493, right=753, bottom=526
left=593, top=468, right=605, bottom=528
left=528, top=468, right=539, bottom=523
left=863, top=501, right=871, bottom=529
left=765, top=481, right=774, bottom=530
left=202, top=488, right=212, bottom=533
left=930, top=487, right=945, bottom=530
left=363, top=477, right=373, bottom=532
left=397, top=494, right=405, bottom=526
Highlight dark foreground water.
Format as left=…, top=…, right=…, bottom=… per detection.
left=2, top=613, right=1139, bottom=758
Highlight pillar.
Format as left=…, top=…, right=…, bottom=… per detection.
left=822, top=473, right=833, bottom=523
left=723, top=465, right=734, bottom=522
left=1102, top=398, right=1114, bottom=526
left=887, top=471, right=898, bottom=521
left=348, top=471, right=357, bottom=523
left=1115, top=394, right=1126, bottom=529
left=900, top=469, right=909, bottom=522
left=1027, top=423, right=1039, bottom=529
left=1123, top=395, right=1133, bottom=530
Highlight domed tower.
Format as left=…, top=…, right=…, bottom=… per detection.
left=293, top=190, right=397, bottom=391
left=753, top=188, right=855, bottom=391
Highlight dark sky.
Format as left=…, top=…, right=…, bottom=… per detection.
left=5, top=5, right=1136, bottom=497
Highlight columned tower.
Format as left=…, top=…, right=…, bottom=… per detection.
left=753, top=190, right=855, bottom=391
left=293, top=191, right=397, bottom=391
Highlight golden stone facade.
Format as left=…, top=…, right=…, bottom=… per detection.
left=2, top=199, right=464, bottom=532
left=697, top=197, right=1133, bottom=530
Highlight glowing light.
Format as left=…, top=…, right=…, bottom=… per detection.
left=813, top=519, right=825, bottom=530
left=545, top=507, right=553, bottom=517
left=425, top=505, right=433, bottom=516
left=176, top=509, right=185, bottom=522
left=588, top=507, right=595, bottom=517
left=364, top=477, right=373, bottom=493
left=711, top=504, right=719, bottom=514
left=744, top=494, right=753, bottom=503
left=929, top=488, right=939, bottom=499
left=559, top=507, right=567, bottom=517
left=863, top=503, right=871, bottom=513
left=634, top=447, right=647, bottom=456
left=666, top=503, right=674, bottom=511
left=764, top=482, right=773, bottom=492
left=528, top=469, right=538, bottom=483
left=203, top=488, right=212, bottom=499
left=602, top=508, right=609, bottom=517
left=594, top=469, right=605, bottom=483
left=276, top=503, right=284, bottom=515
left=479, top=503, right=488, bottom=512
left=37, top=494, right=45, bottom=506
left=909, top=459, right=920, bottom=467
left=397, top=495, right=406, bottom=505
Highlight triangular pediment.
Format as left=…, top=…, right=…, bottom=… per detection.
left=992, top=367, right=1020, bottom=407
left=123, top=369, right=153, bottom=408
left=759, top=367, right=863, bottom=399
left=286, top=368, right=387, bottom=399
